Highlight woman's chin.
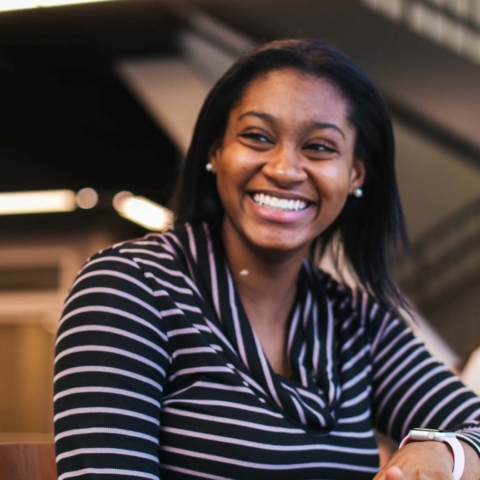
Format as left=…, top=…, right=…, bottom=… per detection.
left=243, top=229, right=312, bottom=259
left=222, top=216, right=316, bottom=261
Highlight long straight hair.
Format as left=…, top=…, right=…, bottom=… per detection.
left=172, top=39, right=411, bottom=312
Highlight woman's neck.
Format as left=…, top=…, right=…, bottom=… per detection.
left=221, top=222, right=308, bottom=329
left=221, top=224, right=308, bottom=377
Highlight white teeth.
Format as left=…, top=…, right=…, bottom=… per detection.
left=252, top=193, right=308, bottom=211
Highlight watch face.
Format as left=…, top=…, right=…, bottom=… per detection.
left=410, top=428, right=441, bottom=441
left=410, top=428, right=456, bottom=442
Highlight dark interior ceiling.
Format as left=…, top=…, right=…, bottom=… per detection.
left=1, top=0, right=479, bottom=209
left=0, top=0, right=185, bottom=205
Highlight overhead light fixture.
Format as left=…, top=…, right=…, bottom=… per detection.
left=113, top=191, right=173, bottom=231
left=0, top=189, right=77, bottom=215
left=0, top=0, right=119, bottom=13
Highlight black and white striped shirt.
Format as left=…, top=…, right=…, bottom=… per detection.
left=54, top=222, right=480, bottom=479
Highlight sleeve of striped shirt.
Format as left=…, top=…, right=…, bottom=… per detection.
left=54, top=249, right=171, bottom=480
left=367, top=294, right=480, bottom=453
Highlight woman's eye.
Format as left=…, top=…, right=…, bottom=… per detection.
left=304, top=143, right=336, bottom=154
left=239, top=133, right=272, bottom=144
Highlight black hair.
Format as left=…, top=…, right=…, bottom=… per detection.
left=172, top=38, right=411, bottom=312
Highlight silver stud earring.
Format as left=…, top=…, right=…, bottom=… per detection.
left=205, top=163, right=213, bottom=172
left=353, top=187, right=363, bottom=198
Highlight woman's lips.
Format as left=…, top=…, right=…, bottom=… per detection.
left=246, top=194, right=315, bottom=223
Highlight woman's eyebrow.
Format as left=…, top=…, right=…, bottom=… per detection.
left=308, top=121, right=346, bottom=140
left=237, top=110, right=273, bottom=123
left=237, top=111, right=346, bottom=140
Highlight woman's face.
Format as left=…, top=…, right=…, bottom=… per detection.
left=210, top=69, right=365, bottom=258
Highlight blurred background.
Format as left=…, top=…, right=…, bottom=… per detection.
left=0, top=0, right=479, bottom=445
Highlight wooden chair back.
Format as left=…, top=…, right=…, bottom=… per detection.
left=0, top=443, right=57, bottom=480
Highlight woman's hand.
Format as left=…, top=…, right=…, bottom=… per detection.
left=373, top=441, right=454, bottom=480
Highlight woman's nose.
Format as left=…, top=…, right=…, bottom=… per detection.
left=261, top=148, right=307, bottom=186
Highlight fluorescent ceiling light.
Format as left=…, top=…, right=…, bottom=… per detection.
left=0, top=189, right=77, bottom=215
left=0, top=0, right=119, bottom=13
left=113, top=191, right=173, bottom=231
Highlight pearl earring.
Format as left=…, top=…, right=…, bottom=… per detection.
left=353, top=188, right=363, bottom=198
left=205, top=163, right=213, bottom=172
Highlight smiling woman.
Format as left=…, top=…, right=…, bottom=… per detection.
left=53, top=39, right=480, bottom=480
left=209, top=71, right=363, bottom=261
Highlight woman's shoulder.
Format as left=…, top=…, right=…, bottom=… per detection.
left=85, top=228, right=186, bottom=271
left=315, top=266, right=401, bottom=332
left=68, top=228, right=195, bottom=301
left=315, top=267, right=359, bottom=309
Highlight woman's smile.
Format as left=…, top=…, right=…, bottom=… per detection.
left=246, top=191, right=315, bottom=224
left=251, top=192, right=310, bottom=212
left=210, top=68, right=365, bottom=257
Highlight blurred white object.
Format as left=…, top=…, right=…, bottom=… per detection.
left=76, top=188, right=98, bottom=210
left=461, top=347, right=480, bottom=395
left=0, top=0, right=119, bottom=13
left=113, top=191, right=173, bottom=231
left=0, top=189, right=76, bottom=215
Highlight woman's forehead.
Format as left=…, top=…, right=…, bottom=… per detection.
left=229, top=69, right=353, bottom=133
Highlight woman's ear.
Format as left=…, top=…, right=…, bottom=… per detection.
left=207, top=138, right=222, bottom=174
left=349, top=156, right=366, bottom=192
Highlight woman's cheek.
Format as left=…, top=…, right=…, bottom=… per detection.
left=310, top=163, right=351, bottom=198
left=221, top=148, right=256, bottom=177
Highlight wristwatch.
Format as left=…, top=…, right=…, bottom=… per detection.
left=399, top=428, right=465, bottom=480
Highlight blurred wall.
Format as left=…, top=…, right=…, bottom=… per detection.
left=0, top=226, right=122, bottom=442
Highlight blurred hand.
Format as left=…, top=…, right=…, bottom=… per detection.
left=373, top=441, right=454, bottom=480
left=384, top=466, right=406, bottom=480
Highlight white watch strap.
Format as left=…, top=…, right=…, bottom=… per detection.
left=399, top=431, right=465, bottom=480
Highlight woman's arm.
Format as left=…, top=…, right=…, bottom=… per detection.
left=54, top=249, right=171, bottom=480
left=364, top=293, right=480, bottom=478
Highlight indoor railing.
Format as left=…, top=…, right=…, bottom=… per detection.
left=397, top=195, right=480, bottom=311
left=361, top=0, right=480, bottom=64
